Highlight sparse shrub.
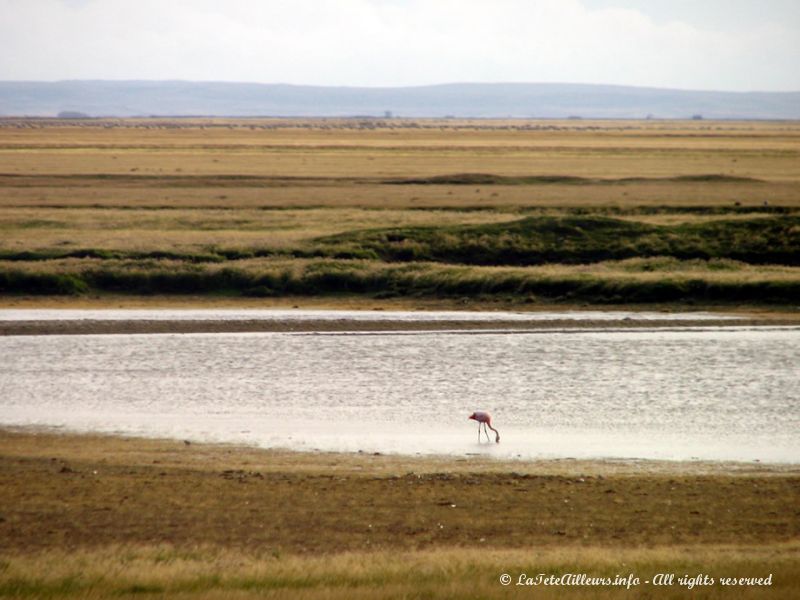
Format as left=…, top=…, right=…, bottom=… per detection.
left=244, top=285, right=275, bottom=297
left=0, top=272, right=88, bottom=295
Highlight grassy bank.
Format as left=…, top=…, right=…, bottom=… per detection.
left=318, top=215, right=800, bottom=266
left=2, top=257, right=800, bottom=304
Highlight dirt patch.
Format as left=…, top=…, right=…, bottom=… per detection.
left=1, top=429, right=797, bottom=555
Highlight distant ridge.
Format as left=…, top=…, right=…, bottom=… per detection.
left=1, top=81, right=798, bottom=119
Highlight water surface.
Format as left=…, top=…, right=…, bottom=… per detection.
left=0, top=308, right=740, bottom=322
left=1, top=320, right=797, bottom=463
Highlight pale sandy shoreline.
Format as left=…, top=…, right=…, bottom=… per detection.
left=5, top=316, right=795, bottom=335
left=3, top=425, right=797, bottom=477
left=2, top=295, right=798, bottom=335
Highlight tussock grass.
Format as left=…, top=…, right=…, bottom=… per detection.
left=2, top=257, right=799, bottom=304
left=319, top=215, right=800, bottom=266
left=1, top=544, right=797, bottom=599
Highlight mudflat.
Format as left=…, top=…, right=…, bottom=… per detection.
left=1, top=429, right=798, bottom=598
left=2, top=429, right=798, bottom=553
left=1, top=296, right=799, bottom=335
left=4, top=315, right=797, bottom=336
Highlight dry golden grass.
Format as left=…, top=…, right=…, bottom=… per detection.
left=0, top=207, right=521, bottom=252
left=3, top=180, right=799, bottom=212
left=2, top=117, right=799, bottom=181
left=2, top=544, right=798, bottom=599
left=1, top=146, right=793, bottom=180
left=21, top=139, right=781, bottom=178
left=1, top=116, right=798, bottom=257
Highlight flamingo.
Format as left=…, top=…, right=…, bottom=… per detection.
left=469, top=411, right=500, bottom=443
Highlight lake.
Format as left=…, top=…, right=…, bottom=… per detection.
left=0, top=310, right=798, bottom=463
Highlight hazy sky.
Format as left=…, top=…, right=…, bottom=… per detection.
left=1, top=0, right=798, bottom=91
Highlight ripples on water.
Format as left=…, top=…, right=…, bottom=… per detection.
left=0, top=311, right=797, bottom=463
left=0, top=308, right=741, bottom=322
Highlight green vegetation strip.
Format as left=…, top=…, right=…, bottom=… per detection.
left=2, top=214, right=798, bottom=303
left=7, top=215, right=792, bottom=267
left=2, top=259, right=798, bottom=304
left=319, top=216, right=800, bottom=266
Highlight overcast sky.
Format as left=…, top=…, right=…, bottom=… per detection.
left=1, top=0, right=798, bottom=91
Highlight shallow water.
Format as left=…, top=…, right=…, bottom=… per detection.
left=0, top=308, right=740, bottom=322
left=0, top=316, right=797, bottom=463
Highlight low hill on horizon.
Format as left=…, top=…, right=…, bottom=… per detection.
left=1, top=80, right=798, bottom=120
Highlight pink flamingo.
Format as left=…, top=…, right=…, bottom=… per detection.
left=469, top=411, right=500, bottom=443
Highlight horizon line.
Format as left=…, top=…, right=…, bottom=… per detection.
left=1, top=79, right=799, bottom=95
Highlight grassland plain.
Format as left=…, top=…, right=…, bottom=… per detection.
left=1, top=117, right=799, bottom=307
left=1, top=430, right=798, bottom=599
left=2, top=119, right=799, bottom=600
